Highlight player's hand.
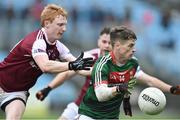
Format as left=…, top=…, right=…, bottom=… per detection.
left=116, top=78, right=137, bottom=94
left=68, top=52, right=94, bottom=71
left=36, top=86, right=52, bottom=101
left=127, top=78, right=137, bottom=93
left=123, top=96, right=132, bottom=117
left=116, top=83, right=128, bottom=93
left=170, top=85, right=180, bottom=95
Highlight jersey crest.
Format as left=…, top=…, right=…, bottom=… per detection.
left=109, top=68, right=136, bottom=84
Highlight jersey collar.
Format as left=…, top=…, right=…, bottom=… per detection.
left=110, top=51, right=124, bottom=67
left=110, top=51, right=116, bottom=65
left=41, top=28, right=56, bottom=45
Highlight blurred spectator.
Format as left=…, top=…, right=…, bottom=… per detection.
left=103, top=11, right=117, bottom=27
left=4, top=2, right=15, bottom=50
left=121, top=7, right=133, bottom=28
left=70, top=5, right=79, bottom=27
left=159, top=8, right=175, bottom=50
left=89, top=5, right=105, bottom=27
left=29, top=0, right=45, bottom=29
left=143, top=10, right=154, bottom=26
left=21, top=7, right=30, bottom=20
left=0, top=2, right=5, bottom=19
left=6, top=3, right=15, bottom=23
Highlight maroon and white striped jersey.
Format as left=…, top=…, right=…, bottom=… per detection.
left=0, top=28, right=73, bottom=92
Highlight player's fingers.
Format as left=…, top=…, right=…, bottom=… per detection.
left=82, top=67, right=90, bottom=70
left=77, top=52, right=84, bottom=60
left=83, top=58, right=94, bottom=64
left=36, top=92, right=43, bottom=100
left=83, top=64, right=93, bottom=67
left=83, top=57, right=93, bottom=61
left=36, top=92, right=40, bottom=99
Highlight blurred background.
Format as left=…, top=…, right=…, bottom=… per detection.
left=0, top=0, right=180, bottom=119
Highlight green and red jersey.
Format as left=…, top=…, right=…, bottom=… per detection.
left=79, top=52, right=139, bottom=119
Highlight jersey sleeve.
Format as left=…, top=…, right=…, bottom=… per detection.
left=134, top=66, right=144, bottom=78
left=93, top=56, right=109, bottom=86
left=93, top=56, right=115, bottom=101
left=132, top=56, right=144, bottom=79
left=84, top=48, right=99, bottom=60
left=32, top=39, right=47, bottom=58
left=56, top=41, right=74, bottom=60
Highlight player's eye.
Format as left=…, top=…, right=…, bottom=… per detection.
left=128, top=43, right=134, bottom=48
left=102, top=40, right=108, bottom=44
left=57, top=23, right=64, bottom=27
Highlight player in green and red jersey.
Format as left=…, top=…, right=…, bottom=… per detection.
left=78, top=26, right=180, bottom=119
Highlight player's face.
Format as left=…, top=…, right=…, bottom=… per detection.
left=113, top=39, right=136, bottom=64
left=45, top=15, right=67, bottom=43
left=98, top=34, right=111, bottom=55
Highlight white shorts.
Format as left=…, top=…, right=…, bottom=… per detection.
left=0, top=87, right=29, bottom=111
left=61, top=102, right=79, bottom=120
left=77, top=114, right=95, bottom=120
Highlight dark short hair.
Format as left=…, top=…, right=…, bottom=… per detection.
left=100, top=27, right=111, bottom=35
left=110, top=26, right=137, bottom=46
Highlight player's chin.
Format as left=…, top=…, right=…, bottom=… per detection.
left=57, top=33, right=63, bottom=39
left=127, top=56, right=132, bottom=60
left=129, top=54, right=133, bottom=59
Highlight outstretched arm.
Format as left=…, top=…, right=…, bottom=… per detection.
left=36, top=71, right=76, bottom=101
left=137, top=71, right=180, bottom=94
left=34, top=52, right=94, bottom=73
left=46, top=67, right=93, bottom=89
left=36, top=67, right=93, bottom=101
left=49, top=71, right=76, bottom=89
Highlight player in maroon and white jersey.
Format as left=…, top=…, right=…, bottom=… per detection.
left=36, top=27, right=112, bottom=120
left=0, top=4, right=93, bottom=120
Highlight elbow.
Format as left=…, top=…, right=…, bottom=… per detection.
left=95, top=85, right=114, bottom=102
left=38, top=63, right=50, bottom=73
left=95, top=91, right=107, bottom=102
left=40, top=67, right=49, bottom=73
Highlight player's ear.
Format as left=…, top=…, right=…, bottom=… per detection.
left=97, top=39, right=100, bottom=47
left=44, top=20, right=51, bottom=28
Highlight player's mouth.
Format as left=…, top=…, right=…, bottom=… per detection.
left=57, top=32, right=63, bottom=37
left=104, top=49, right=111, bottom=52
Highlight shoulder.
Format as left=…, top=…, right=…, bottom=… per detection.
left=127, top=56, right=139, bottom=69
left=84, top=48, right=100, bottom=60
left=56, top=41, right=67, bottom=47
left=25, top=29, right=42, bottom=41
left=56, top=41, right=70, bottom=51
left=22, top=29, right=45, bottom=46
left=130, top=56, right=139, bottom=64
left=92, top=54, right=111, bottom=75
left=96, top=53, right=112, bottom=66
left=86, top=48, right=100, bottom=55
left=18, top=30, right=45, bottom=51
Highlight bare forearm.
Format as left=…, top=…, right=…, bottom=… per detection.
left=147, top=77, right=171, bottom=93
left=48, top=71, right=76, bottom=89
left=43, top=60, right=69, bottom=73
left=95, top=84, right=117, bottom=101
left=76, top=67, right=92, bottom=76
left=138, top=73, right=172, bottom=93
